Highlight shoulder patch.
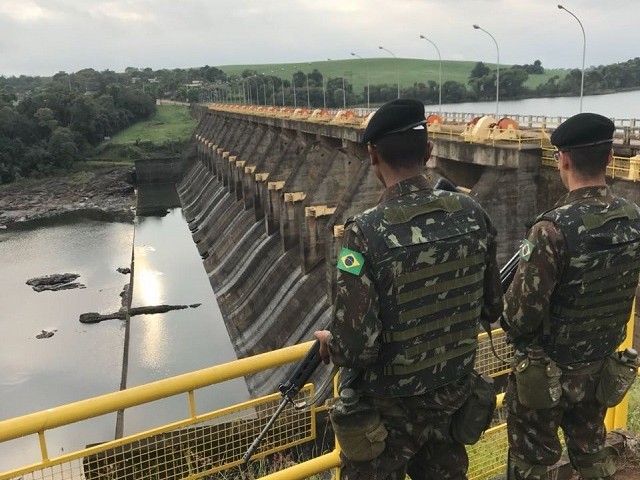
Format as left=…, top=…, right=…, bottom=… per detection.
left=519, top=239, right=535, bottom=262
left=337, top=247, right=365, bottom=275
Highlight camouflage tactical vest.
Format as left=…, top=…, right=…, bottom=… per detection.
left=539, top=196, right=640, bottom=364
left=352, top=189, right=490, bottom=397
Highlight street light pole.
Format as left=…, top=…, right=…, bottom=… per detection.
left=379, top=46, right=400, bottom=99
left=473, top=24, right=500, bottom=118
left=322, top=58, right=331, bottom=109
left=351, top=52, right=370, bottom=109
left=419, top=34, right=442, bottom=113
left=280, top=68, right=286, bottom=106
left=292, top=66, right=297, bottom=108
left=558, top=4, right=586, bottom=112
left=264, top=73, right=275, bottom=106
left=306, top=62, right=312, bottom=108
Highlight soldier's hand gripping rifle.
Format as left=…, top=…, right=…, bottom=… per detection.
left=243, top=340, right=327, bottom=464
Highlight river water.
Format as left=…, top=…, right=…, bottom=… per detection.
left=0, top=184, right=249, bottom=471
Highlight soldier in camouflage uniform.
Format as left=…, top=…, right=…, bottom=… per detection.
left=502, top=113, right=640, bottom=479
left=314, top=99, right=503, bottom=479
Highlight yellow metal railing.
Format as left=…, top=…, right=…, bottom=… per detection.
left=204, top=104, right=640, bottom=181
left=0, top=305, right=635, bottom=480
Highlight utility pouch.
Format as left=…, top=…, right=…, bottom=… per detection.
left=513, top=347, right=562, bottom=410
left=330, top=394, right=388, bottom=462
left=596, top=351, right=639, bottom=407
left=450, top=371, right=496, bottom=445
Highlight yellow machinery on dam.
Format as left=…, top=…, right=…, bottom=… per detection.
left=1, top=104, right=639, bottom=480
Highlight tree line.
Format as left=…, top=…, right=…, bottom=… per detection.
left=2, top=57, right=640, bottom=183
left=203, top=57, right=640, bottom=109
left=0, top=70, right=156, bottom=183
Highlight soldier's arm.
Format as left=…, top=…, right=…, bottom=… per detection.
left=503, top=220, right=564, bottom=344
left=325, top=222, right=381, bottom=369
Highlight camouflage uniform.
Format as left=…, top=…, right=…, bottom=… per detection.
left=503, top=186, right=640, bottom=479
left=327, top=175, right=503, bottom=479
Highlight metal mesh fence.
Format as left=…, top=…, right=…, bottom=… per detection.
left=2, top=387, right=315, bottom=480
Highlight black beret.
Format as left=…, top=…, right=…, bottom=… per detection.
left=362, top=98, right=427, bottom=144
left=551, top=112, right=615, bottom=151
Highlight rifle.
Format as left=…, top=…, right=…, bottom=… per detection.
left=243, top=340, right=327, bottom=463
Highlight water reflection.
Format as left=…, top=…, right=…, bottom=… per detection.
left=124, top=185, right=250, bottom=434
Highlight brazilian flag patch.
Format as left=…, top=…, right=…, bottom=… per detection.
left=337, top=248, right=365, bottom=275
left=519, top=239, right=535, bottom=262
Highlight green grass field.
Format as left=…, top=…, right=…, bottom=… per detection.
left=110, top=104, right=196, bottom=145
left=217, top=58, right=565, bottom=95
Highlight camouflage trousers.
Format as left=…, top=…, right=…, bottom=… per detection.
left=505, top=364, right=614, bottom=479
left=340, top=375, right=473, bottom=480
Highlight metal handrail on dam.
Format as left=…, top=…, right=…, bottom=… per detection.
left=0, top=310, right=635, bottom=480
left=204, top=103, right=640, bottom=181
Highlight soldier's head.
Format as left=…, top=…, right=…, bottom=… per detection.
left=363, top=99, right=432, bottom=184
left=551, top=113, right=614, bottom=182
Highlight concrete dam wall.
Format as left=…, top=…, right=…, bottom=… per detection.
left=176, top=106, right=640, bottom=396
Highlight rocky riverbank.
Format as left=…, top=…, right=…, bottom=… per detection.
left=0, top=167, right=136, bottom=228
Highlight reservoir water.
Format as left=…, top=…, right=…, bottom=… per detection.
left=433, top=89, right=640, bottom=119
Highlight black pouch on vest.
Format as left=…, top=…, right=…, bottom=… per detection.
left=596, top=351, right=638, bottom=407
left=450, top=371, right=496, bottom=445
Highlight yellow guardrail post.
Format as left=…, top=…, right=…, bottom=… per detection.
left=605, top=300, right=636, bottom=431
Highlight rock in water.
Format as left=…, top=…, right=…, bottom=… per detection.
left=26, top=273, right=84, bottom=292
left=36, top=329, right=55, bottom=339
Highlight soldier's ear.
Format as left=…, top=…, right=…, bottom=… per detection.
left=426, top=140, right=434, bottom=162
left=368, top=144, right=379, bottom=166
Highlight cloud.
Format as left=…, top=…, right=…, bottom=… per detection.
left=0, top=0, right=639, bottom=77
left=86, top=2, right=155, bottom=23
left=0, top=1, right=54, bottom=22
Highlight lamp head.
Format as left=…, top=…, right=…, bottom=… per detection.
left=558, top=4, right=564, bottom=9
left=419, top=34, right=425, bottom=39
left=378, top=46, right=384, bottom=49
left=350, top=52, right=355, bottom=56
left=473, top=24, right=480, bottom=29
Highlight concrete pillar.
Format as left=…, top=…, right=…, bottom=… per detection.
left=254, top=173, right=268, bottom=223
left=266, top=181, right=284, bottom=236
left=303, top=205, right=336, bottom=274
left=280, top=191, right=306, bottom=252
left=233, top=160, right=245, bottom=202
left=242, top=165, right=256, bottom=210
left=221, top=151, right=231, bottom=186
left=226, top=155, right=237, bottom=194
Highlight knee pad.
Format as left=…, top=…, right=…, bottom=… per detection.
left=568, top=446, right=617, bottom=479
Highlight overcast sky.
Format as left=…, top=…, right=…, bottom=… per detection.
left=1, top=0, right=638, bottom=77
